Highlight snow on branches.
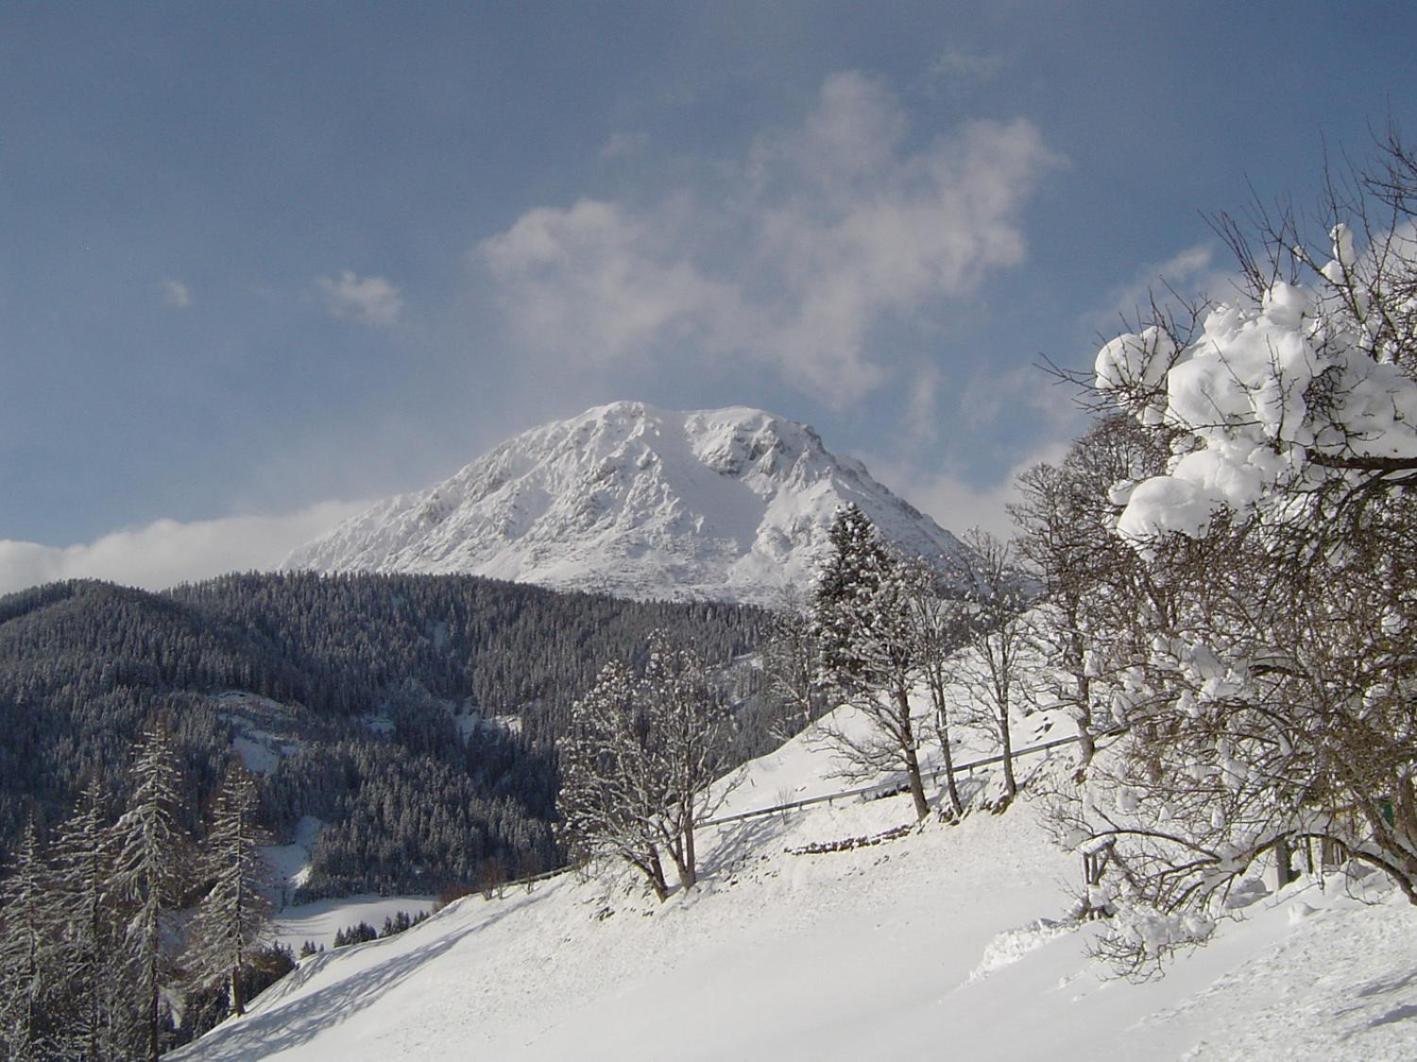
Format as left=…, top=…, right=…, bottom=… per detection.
left=1096, top=219, right=1417, bottom=551
left=557, top=632, right=733, bottom=900
left=1052, top=140, right=1417, bottom=973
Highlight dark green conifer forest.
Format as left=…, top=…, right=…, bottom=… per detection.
left=0, top=572, right=766, bottom=897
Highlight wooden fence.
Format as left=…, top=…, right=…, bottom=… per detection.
left=697, top=730, right=1097, bottom=827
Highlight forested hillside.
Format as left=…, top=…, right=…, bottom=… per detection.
left=0, top=573, right=765, bottom=896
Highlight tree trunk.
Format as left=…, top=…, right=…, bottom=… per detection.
left=644, top=847, right=669, bottom=902
left=1074, top=671, right=1095, bottom=777
left=1273, top=836, right=1296, bottom=889
left=1076, top=727, right=1095, bottom=770
left=231, top=965, right=246, bottom=1018
left=895, top=687, right=929, bottom=821
left=937, top=726, right=963, bottom=820
left=664, top=819, right=697, bottom=892
left=148, top=954, right=160, bottom=1062
left=681, top=814, right=697, bottom=891
left=998, top=701, right=1017, bottom=804
left=930, top=673, right=963, bottom=819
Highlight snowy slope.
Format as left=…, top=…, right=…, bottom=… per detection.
left=178, top=705, right=1417, bottom=1061
left=284, top=402, right=964, bottom=605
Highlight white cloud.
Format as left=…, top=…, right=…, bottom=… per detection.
left=159, top=278, right=192, bottom=308
left=479, top=199, right=745, bottom=370
left=953, top=365, right=1082, bottom=436
left=870, top=440, right=1074, bottom=543
left=905, top=365, right=942, bottom=444
left=477, top=71, right=1059, bottom=405
left=317, top=270, right=404, bottom=327
left=1083, top=243, right=1238, bottom=336
left=0, top=500, right=367, bottom=597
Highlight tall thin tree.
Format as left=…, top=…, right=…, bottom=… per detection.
left=188, top=762, right=271, bottom=1018
left=48, top=778, right=118, bottom=1060
left=108, top=724, right=189, bottom=1061
left=0, top=820, right=52, bottom=1061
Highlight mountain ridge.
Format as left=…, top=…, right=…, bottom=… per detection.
left=285, top=401, right=962, bottom=605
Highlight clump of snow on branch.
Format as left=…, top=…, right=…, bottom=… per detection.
left=1095, top=223, right=1417, bottom=549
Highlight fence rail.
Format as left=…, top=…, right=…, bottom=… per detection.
left=481, top=727, right=1122, bottom=895
left=697, top=730, right=1095, bottom=827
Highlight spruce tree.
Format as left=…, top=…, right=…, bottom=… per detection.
left=812, top=506, right=931, bottom=820
left=0, top=820, right=53, bottom=1061
left=108, top=724, right=189, bottom=1061
left=187, top=762, right=270, bottom=1017
left=47, top=778, right=119, bottom=1060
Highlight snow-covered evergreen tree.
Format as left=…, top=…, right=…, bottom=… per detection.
left=47, top=778, right=121, bottom=1060
left=187, top=762, right=271, bottom=1018
left=108, top=724, right=189, bottom=1060
left=0, top=821, right=54, bottom=1061
left=812, top=505, right=931, bottom=820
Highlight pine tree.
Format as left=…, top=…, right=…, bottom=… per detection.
left=108, top=724, right=189, bottom=1061
left=0, top=820, right=53, bottom=1061
left=812, top=506, right=931, bottom=820
left=187, top=763, right=271, bottom=1018
left=47, top=778, right=119, bottom=1060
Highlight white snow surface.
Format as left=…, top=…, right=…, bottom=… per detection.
left=180, top=708, right=1417, bottom=1061
left=283, top=401, right=965, bottom=605
left=270, top=894, right=436, bottom=953
left=262, top=816, right=326, bottom=900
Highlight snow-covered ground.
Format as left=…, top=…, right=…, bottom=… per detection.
left=258, top=814, right=433, bottom=951
left=178, top=714, right=1417, bottom=1060
left=270, top=894, right=437, bottom=953
left=262, top=815, right=325, bottom=901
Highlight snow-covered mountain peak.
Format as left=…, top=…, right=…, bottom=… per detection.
left=285, top=402, right=963, bottom=605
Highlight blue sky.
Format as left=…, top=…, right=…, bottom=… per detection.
left=5, top=2, right=1417, bottom=590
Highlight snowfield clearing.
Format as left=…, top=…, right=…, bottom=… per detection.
left=178, top=718, right=1417, bottom=1061
left=268, top=894, right=436, bottom=954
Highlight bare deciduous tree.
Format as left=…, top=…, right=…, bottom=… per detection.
left=759, top=589, right=831, bottom=742
left=1011, top=416, right=1170, bottom=775
left=899, top=557, right=971, bottom=819
left=948, top=530, right=1031, bottom=808
left=557, top=633, right=733, bottom=899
